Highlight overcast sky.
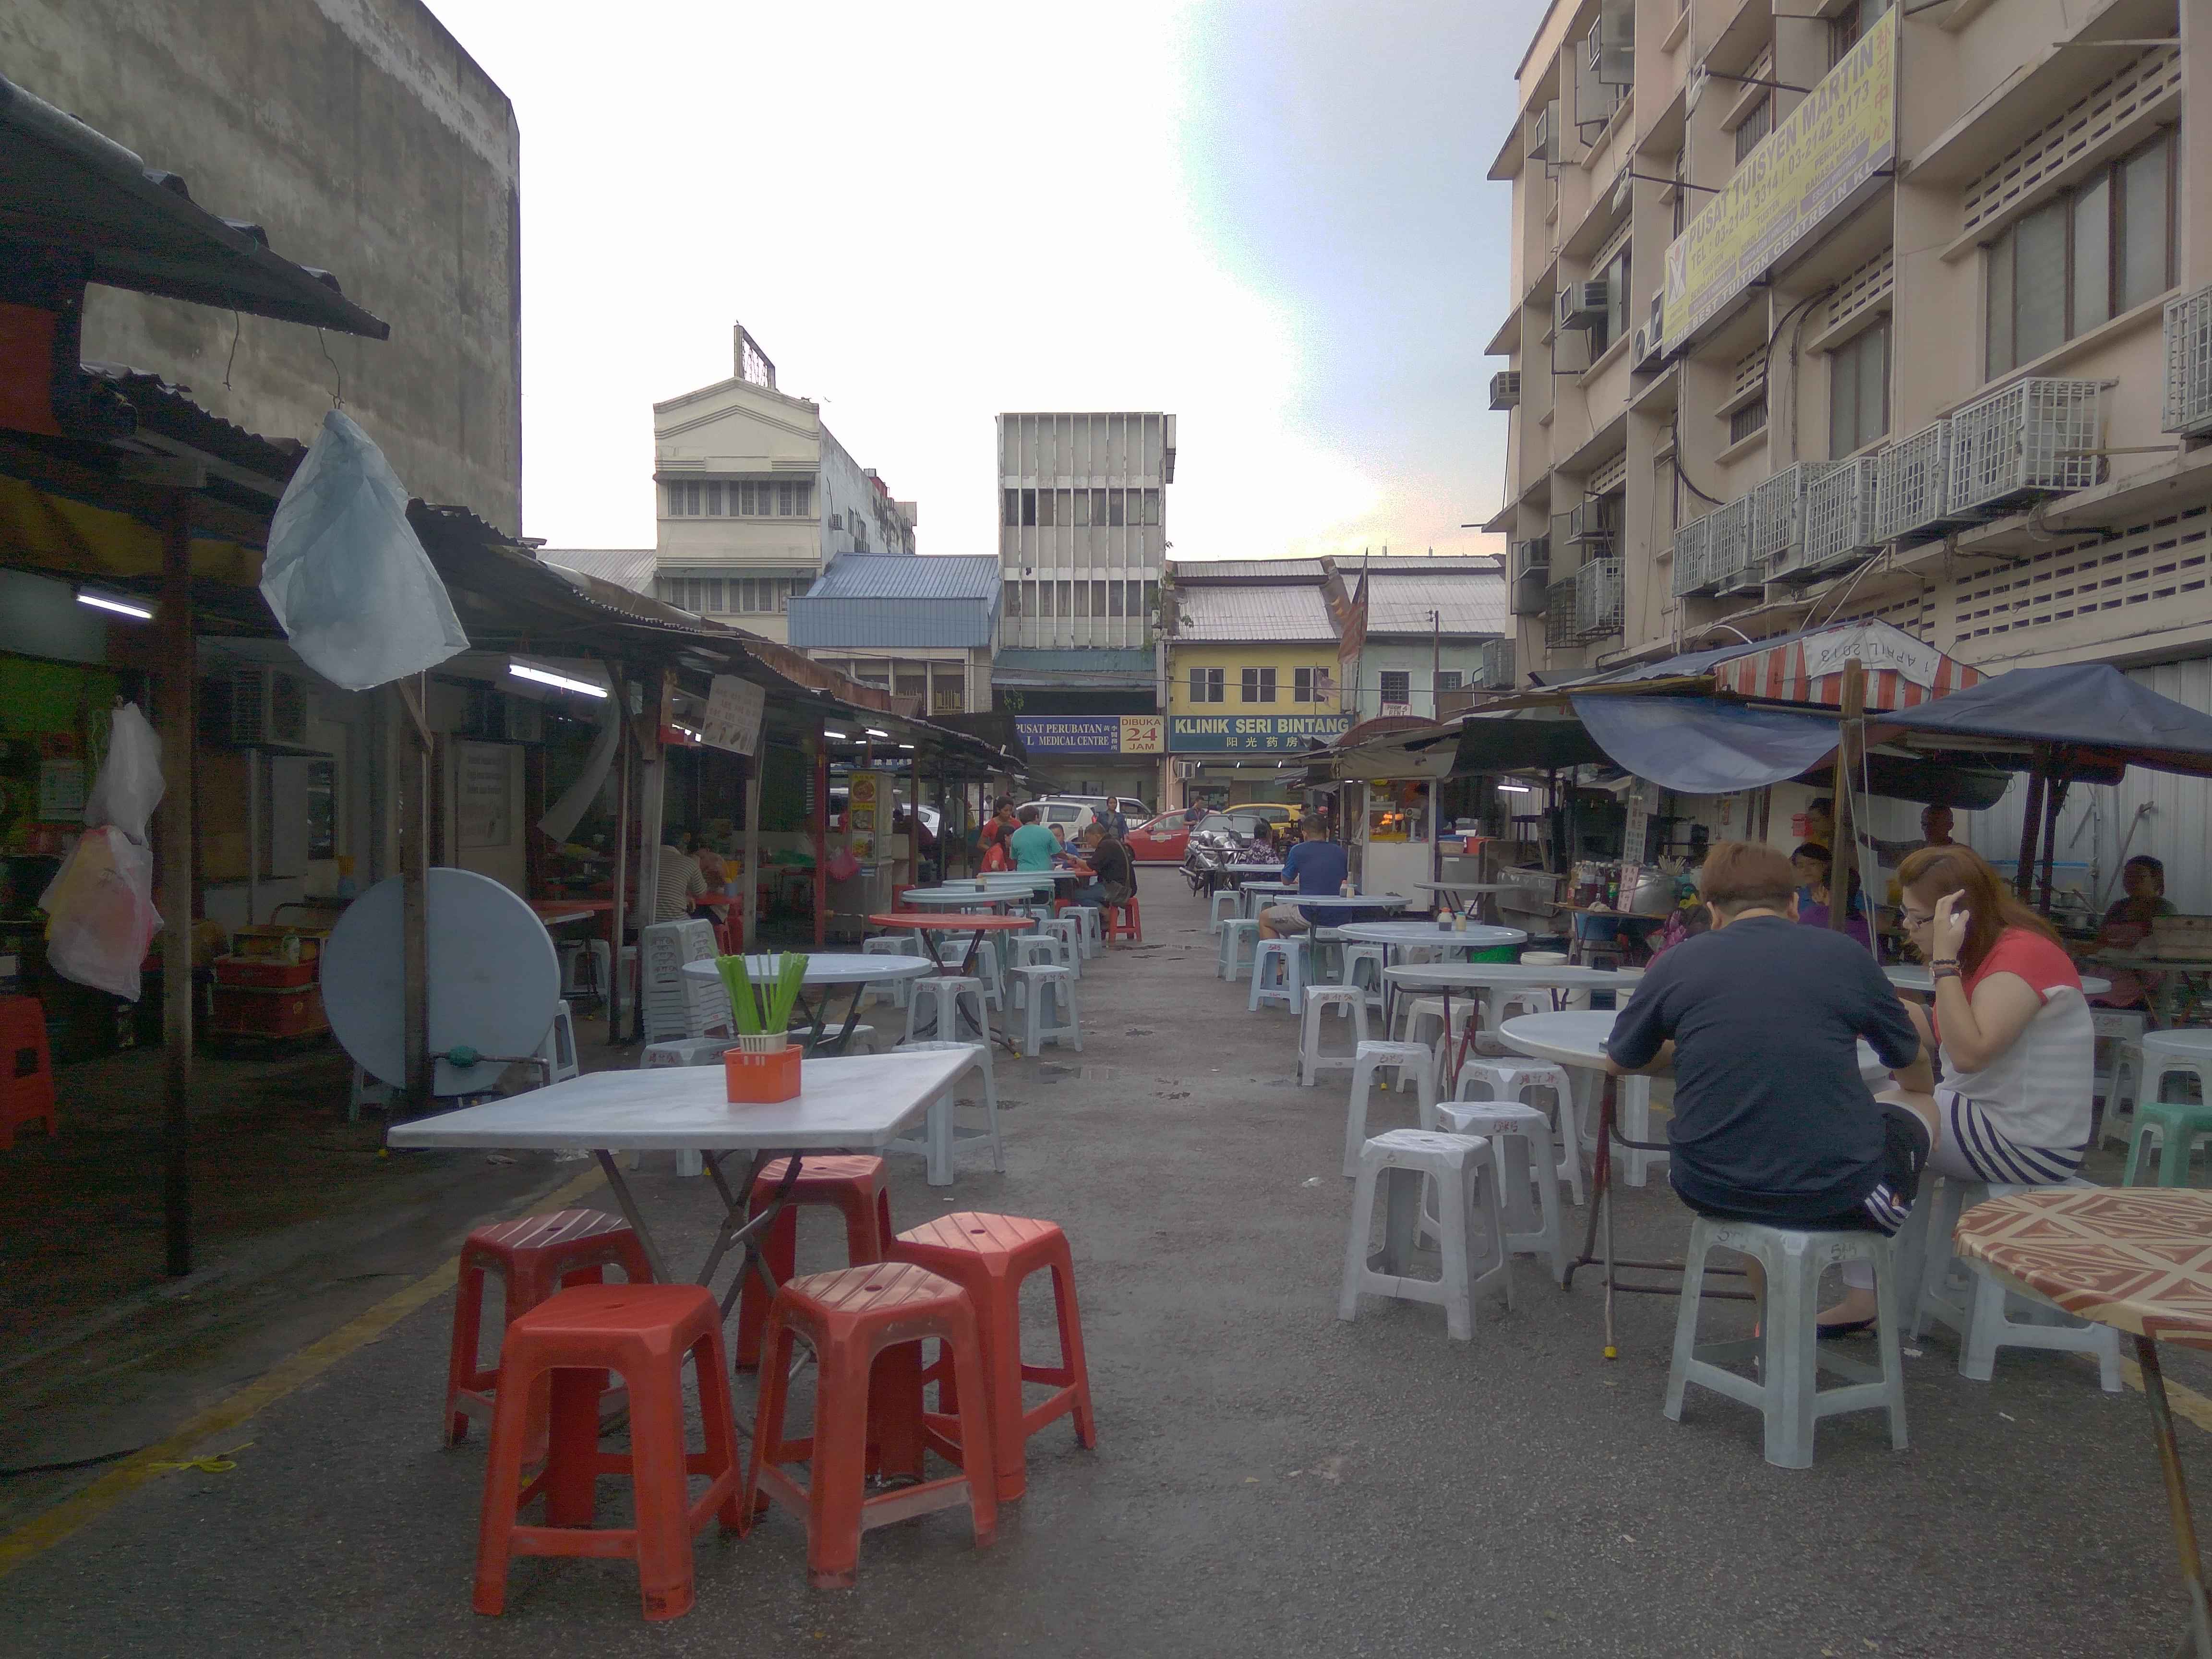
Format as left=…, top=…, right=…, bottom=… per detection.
left=426, top=0, right=1545, bottom=563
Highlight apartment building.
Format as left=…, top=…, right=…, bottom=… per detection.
left=1486, top=0, right=2212, bottom=690
left=652, top=325, right=918, bottom=644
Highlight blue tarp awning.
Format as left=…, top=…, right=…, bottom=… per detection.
left=1878, top=662, right=2212, bottom=778
left=1570, top=695, right=1840, bottom=794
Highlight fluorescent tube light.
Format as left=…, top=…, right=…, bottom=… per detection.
left=76, top=589, right=154, bottom=620
left=822, top=729, right=848, bottom=740
left=1496, top=782, right=1532, bottom=794
left=865, top=727, right=890, bottom=739
left=509, top=660, right=608, bottom=699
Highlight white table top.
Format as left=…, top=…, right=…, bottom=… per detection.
left=385, top=1048, right=975, bottom=1152
left=1500, top=1010, right=1891, bottom=1087
left=1385, top=962, right=1643, bottom=992
left=896, top=888, right=1027, bottom=909
left=680, top=953, right=937, bottom=989
left=1412, top=881, right=1512, bottom=894
left=1227, top=864, right=1285, bottom=875
left=1335, top=920, right=1527, bottom=949
left=1269, top=893, right=1413, bottom=913
left=1885, top=964, right=2112, bottom=996
left=2142, top=1028, right=2212, bottom=1057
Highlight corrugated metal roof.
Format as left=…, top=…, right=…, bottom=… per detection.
left=1170, top=558, right=1329, bottom=583
left=1176, top=584, right=1336, bottom=642
left=990, top=648, right=1155, bottom=688
left=1363, top=570, right=1508, bottom=637
left=805, top=554, right=999, bottom=601
left=536, top=547, right=655, bottom=594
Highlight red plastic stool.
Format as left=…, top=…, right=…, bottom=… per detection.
left=888, top=1212, right=1096, bottom=1500
left=0, top=997, right=57, bottom=1151
left=734, top=1154, right=892, bottom=1370
left=1103, top=896, right=1142, bottom=945
left=474, top=1282, right=742, bottom=1621
left=741, top=1262, right=998, bottom=1588
left=447, top=1210, right=652, bottom=1445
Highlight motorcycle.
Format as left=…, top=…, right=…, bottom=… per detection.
left=1182, top=828, right=1271, bottom=897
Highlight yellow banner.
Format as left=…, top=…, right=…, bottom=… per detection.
left=1660, top=8, right=1894, bottom=349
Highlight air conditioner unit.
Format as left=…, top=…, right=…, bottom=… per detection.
left=1750, top=462, right=1844, bottom=580
left=1873, top=420, right=1954, bottom=544
left=1670, top=515, right=1715, bottom=598
left=1631, top=325, right=1663, bottom=370
left=1565, top=499, right=1612, bottom=548
left=2163, top=284, right=2212, bottom=436
left=1948, top=378, right=2108, bottom=516
left=1706, top=495, right=1757, bottom=593
left=223, top=663, right=312, bottom=748
left=1574, top=558, right=1625, bottom=640
left=1489, top=371, right=1521, bottom=410
left=1480, top=637, right=1516, bottom=689
left=1543, top=569, right=1581, bottom=650
left=1558, top=281, right=1609, bottom=332
left=1648, top=290, right=1665, bottom=337
left=1511, top=536, right=1551, bottom=617
left=1511, top=535, right=1551, bottom=582
left=1800, top=455, right=1884, bottom=576
left=1529, top=101, right=1557, bottom=165
left=1684, top=61, right=1711, bottom=114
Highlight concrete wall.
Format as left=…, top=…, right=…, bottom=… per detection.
left=2, top=0, right=523, bottom=532
left=1346, top=640, right=1493, bottom=722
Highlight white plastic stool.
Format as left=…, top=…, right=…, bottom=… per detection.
left=1299, top=985, right=1371, bottom=1086
left=905, top=975, right=992, bottom=1049
left=1207, top=890, right=1240, bottom=935
left=883, top=1040, right=1003, bottom=1185
left=348, top=1064, right=394, bottom=1121
left=1342, top=1040, right=1439, bottom=1177
left=1046, top=915, right=1086, bottom=977
left=1474, top=988, right=1551, bottom=1056
left=1338, top=1129, right=1514, bottom=1342
left=1250, top=937, right=1305, bottom=1012
left=1905, top=1175, right=2122, bottom=1392
left=1218, top=918, right=1261, bottom=982
left=1438, top=1099, right=1567, bottom=1285
left=1664, top=1217, right=1908, bottom=1469
left=1012, top=933, right=1063, bottom=971
left=1008, top=962, right=1081, bottom=1057
left=641, top=1037, right=735, bottom=1067
left=1398, top=995, right=1473, bottom=1053
left=1455, top=1059, right=1582, bottom=1206
left=534, top=1002, right=580, bottom=1087
left=861, top=936, right=923, bottom=1010
left=1336, top=942, right=1387, bottom=1010
left=558, top=938, right=613, bottom=1003
left=1066, top=903, right=1104, bottom=960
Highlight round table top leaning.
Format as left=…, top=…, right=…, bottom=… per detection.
left=868, top=911, right=1037, bottom=933
left=1385, top=961, right=1643, bottom=992
left=1954, top=1189, right=2212, bottom=1351
left=1885, top=964, right=2112, bottom=997
left=1227, top=863, right=1285, bottom=876
left=1334, top=919, right=1526, bottom=949
left=2142, top=1028, right=2212, bottom=1060
left=896, top=888, right=1022, bottom=909
left=1500, top=1009, right=1890, bottom=1087
left=680, top=953, right=936, bottom=989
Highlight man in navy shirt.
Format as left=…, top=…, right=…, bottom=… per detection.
left=1258, top=817, right=1348, bottom=938
left=1606, top=841, right=1928, bottom=1327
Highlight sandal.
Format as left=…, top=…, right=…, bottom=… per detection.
left=1817, top=1316, right=1876, bottom=1338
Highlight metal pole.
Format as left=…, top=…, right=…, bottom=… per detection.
left=741, top=745, right=762, bottom=952
left=2016, top=758, right=2048, bottom=902
left=158, top=495, right=196, bottom=1277
left=812, top=725, right=829, bottom=948
left=2137, top=1334, right=2212, bottom=1657
left=2039, top=766, right=2069, bottom=917
left=608, top=671, right=630, bottom=1042
left=1828, top=659, right=1865, bottom=934
left=397, top=673, right=432, bottom=1112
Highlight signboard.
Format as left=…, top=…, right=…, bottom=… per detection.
left=456, top=742, right=512, bottom=849
left=1660, top=9, right=1895, bottom=350
left=700, top=673, right=765, bottom=757
left=1623, top=782, right=1657, bottom=866
left=847, top=769, right=880, bottom=861
left=1168, top=713, right=1352, bottom=753
left=1015, top=715, right=1165, bottom=755
left=1793, top=621, right=1943, bottom=690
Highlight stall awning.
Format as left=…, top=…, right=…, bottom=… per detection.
left=1879, top=662, right=2212, bottom=780
left=1570, top=695, right=1841, bottom=794
left=1708, top=621, right=1980, bottom=709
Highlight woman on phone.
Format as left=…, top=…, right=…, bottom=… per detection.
left=1820, top=842, right=2092, bottom=1331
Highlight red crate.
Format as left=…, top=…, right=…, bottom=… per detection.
left=212, top=955, right=319, bottom=989
left=210, top=983, right=328, bottom=1039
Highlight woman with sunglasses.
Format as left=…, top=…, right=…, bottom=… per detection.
left=1820, top=842, right=2092, bottom=1332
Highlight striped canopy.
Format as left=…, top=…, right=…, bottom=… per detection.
left=1707, top=619, right=1980, bottom=710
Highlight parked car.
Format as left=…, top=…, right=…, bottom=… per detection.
left=1233, top=801, right=1303, bottom=828
left=1021, top=795, right=1150, bottom=836
left=1126, top=811, right=1193, bottom=863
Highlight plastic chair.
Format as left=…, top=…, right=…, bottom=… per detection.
left=1454, top=1059, right=1582, bottom=1206
left=1341, top=1040, right=1438, bottom=1177
left=2094, top=1009, right=2148, bottom=1150
left=1298, top=985, right=1370, bottom=1086
left=1336, top=943, right=1387, bottom=1010
left=1217, top=918, right=1261, bottom=983
left=2124, top=1101, right=2212, bottom=1186
left=861, top=936, right=923, bottom=1010
left=533, top=1002, right=579, bottom=1087
left=884, top=1041, right=1004, bottom=1185
left=1102, top=896, right=1142, bottom=945
left=734, top=1155, right=892, bottom=1370
left=1437, top=1100, right=1567, bottom=1285
left=1338, top=1129, right=1513, bottom=1342
left=1207, top=890, right=1240, bottom=935
left=0, top=997, right=57, bottom=1150
left=1249, top=938, right=1304, bottom=1012
left=1008, top=963, right=1081, bottom=1057
left=905, top=975, right=992, bottom=1050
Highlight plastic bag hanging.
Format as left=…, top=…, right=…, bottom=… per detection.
left=39, top=701, right=165, bottom=1000
left=259, top=409, right=469, bottom=690
left=83, top=701, right=165, bottom=842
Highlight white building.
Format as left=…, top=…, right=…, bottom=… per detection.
left=652, top=325, right=917, bottom=644
left=996, top=411, right=1174, bottom=652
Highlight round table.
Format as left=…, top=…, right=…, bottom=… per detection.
left=681, top=953, right=935, bottom=1053
left=1336, top=920, right=1527, bottom=1036
left=1411, top=880, right=1513, bottom=922
left=1885, top=964, right=2114, bottom=997
left=1955, top=1188, right=2212, bottom=1656
left=1238, top=880, right=1297, bottom=921
left=1385, top=961, right=1642, bottom=1088
left=1227, top=863, right=1284, bottom=876
left=897, top=887, right=1032, bottom=912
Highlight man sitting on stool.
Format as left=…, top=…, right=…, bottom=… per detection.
left=1603, top=841, right=1931, bottom=1332
left=1071, top=820, right=1136, bottom=911
left=1258, top=817, right=1348, bottom=939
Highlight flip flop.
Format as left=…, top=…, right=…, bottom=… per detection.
left=1817, top=1316, right=1877, bottom=1338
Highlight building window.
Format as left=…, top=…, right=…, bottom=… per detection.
left=1091, top=580, right=1109, bottom=618
left=1828, top=319, right=1890, bottom=458
left=1003, top=581, right=1022, bottom=618
left=1830, top=0, right=1889, bottom=64
left=1021, top=488, right=1038, bottom=527
left=773, top=481, right=813, bottom=517
left=1036, top=581, right=1056, bottom=619
left=1733, top=94, right=1770, bottom=166
left=1379, top=670, right=1411, bottom=708
left=1057, top=580, right=1073, bottom=616
left=1142, top=488, right=1162, bottom=526
left=706, top=481, right=723, bottom=515
left=1003, top=489, right=1020, bottom=528
left=1587, top=247, right=1629, bottom=358
left=1073, top=580, right=1091, bottom=619
left=1241, top=667, right=1277, bottom=704
left=1107, top=490, right=1126, bottom=528
left=1189, top=667, right=1225, bottom=704
left=1294, top=666, right=1328, bottom=703
left=933, top=684, right=965, bottom=714
left=1986, top=129, right=2174, bottom=379
left=1729, top=393, right=1768, bottom=445
left=1038, top=488, right=1057, bottom=528
left=1434, top=671, right=1463, bottom=694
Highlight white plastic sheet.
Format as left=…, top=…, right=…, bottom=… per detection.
left=82, top=701, right=164, bottom=842
left=259, top=409, right=469, bottom=690
left=40, top=702, right=166, bottom=1000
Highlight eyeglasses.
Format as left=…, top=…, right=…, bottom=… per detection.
left=1901, top=907, right=1936, bottom=928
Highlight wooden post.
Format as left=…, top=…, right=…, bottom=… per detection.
left=1827, top=659, right=1865, bottom=935
left=607, top=680, right=630, bottom=1041
left=635, top=670, right=668, bottom=991
left=741, top=746, right=762, bottom=952
left=158, top=496, right=196, bottom=1277
left=2015, top=757, right=2048, bottom=902
left=812, top=725, right=829, bottom=948
left=2039, top=769, right=2070, bottom=916
left=394, top=673, right=433, bottom=1112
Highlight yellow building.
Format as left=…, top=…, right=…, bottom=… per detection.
left=1164, top=561, right=1349, bottom=805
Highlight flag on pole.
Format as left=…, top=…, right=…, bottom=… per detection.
left=1336, top=561, right=1369, bottom=662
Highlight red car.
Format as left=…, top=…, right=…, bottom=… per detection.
left=1125, top=812, right=1193, bottom=864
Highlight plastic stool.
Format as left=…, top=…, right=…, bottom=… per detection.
left=1249, top=937, right=1304, bottom=1012
left=1008, top=962, right=1081, bottom=1057
left=2124, top=1100, right=2212, bottom=1186
left=1103, top=896, right=1142, bottom=946
left=1069, top=903, right=1104, bottom=960
left=558, top=938, right=613, bottom=1004
left=1398, top=995, right=1474, bottom=1062
left=1455, top=1059, right=1582, bottom=1205
left=884, top=1041, right=1004, bottom=1184
left=1207, top=890, right=1240, bottom=935
left=1046, top=915, right=1086, bottom=978
left=905, top=975, right=991, bottom=1049
left=2094, top=1009, right=2148, bottom=1149
left=0, top=997, right=57, bottom=1150
left=1299, top=985, right=1371, bottom=1086
left=734, top=1155, right=892, bottom=1370
left=1438, top=1100, right=1567, bottom=1285
left=1663, top=1217, right=1908, bottom=1469
left=448, top=1209, right=653, bottom=1445
left=888, top=1212, right=1097, bottom=1501
left=1011, top=934, right=1063, bottom=971
left=348, top=1063, right=395, bottom=1122
left=741, top=1262, right=998, bottom=1588
left=1218, top=918, right=1261, bottom=983
left=1905, top=1176, right=2122, bottom=1391
left=1341, top=1040, right=1439, bottom=1177
left=533, top=1002, right=579, bottom=1087
left=641, top=1037, right=735, bottom=1068
left=473, top=1282, right=741, bottom=1620
left=1337, top=943, right=1387, bottom=1010
left=861, top=936, right=923, bottom=1010
left=1338, top=1129, right=1513, bottom=1342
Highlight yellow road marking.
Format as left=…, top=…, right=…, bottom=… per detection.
left=0, top=1163, right=607, bottom=1577
left=2122, top=1356, right=2212, bottom=1434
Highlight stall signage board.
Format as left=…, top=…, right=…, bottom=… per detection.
left=1796, top=622, right=1943, bottom=690
left=1623, top=781, right=1656, bottom=866
left=1660, top=9, right=1895, bottom=351
left=1169, top=713, right=1352, bottom=753
left=1118, top=714, right=1164, bottom=753
left=848, top=769, right=880, bottom=860
left=701, top=674, right=765, bottom=757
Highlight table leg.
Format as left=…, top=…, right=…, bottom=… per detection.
left=592, top=1150, right=671, bottom=1286
left=2138, top=1335, right=2212, bottom=1659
